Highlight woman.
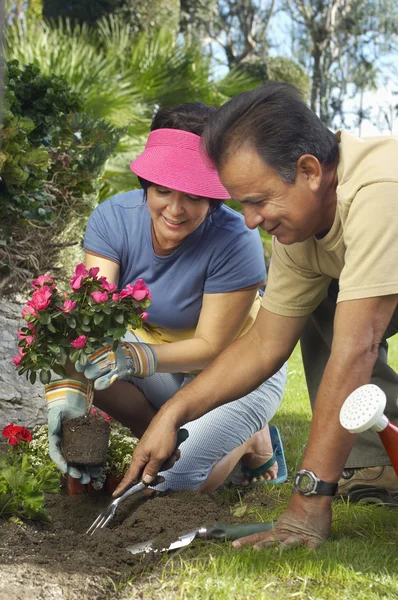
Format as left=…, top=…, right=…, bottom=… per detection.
left=50, top=103, right=287, bottom=492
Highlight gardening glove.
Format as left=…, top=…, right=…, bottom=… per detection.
left=75, top=342, right=157, bottom=391
left=45, top=379, right=104, bottom=484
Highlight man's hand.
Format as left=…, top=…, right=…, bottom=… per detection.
left=75, top=341, right=157, bottom=390
left=112, top=414, right=183, bottom=497
left=232, top=494, right=332, bottom=551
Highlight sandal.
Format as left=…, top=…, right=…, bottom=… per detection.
left=240, top=425, right=288, bottom=487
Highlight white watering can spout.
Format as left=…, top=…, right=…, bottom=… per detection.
left=340, top=384, right=398, bottom=476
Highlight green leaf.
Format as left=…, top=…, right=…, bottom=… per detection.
left=39, top=313, right=51, bottom=325
left=83, top=315, right=90, bottom=325
left=52, top=364, right=67, bottom=377
left=78, top=351, right=88, bottom=366
left=39, top=369, right=51, bottom=384
left=102, top=306, right=111, bottom=315
left=112, top=327, right=127, bottom=340
left=79, top=323, right=91, bottom=332
left=58, top=347, right=67, bottom=365
left=114, top=312, right=124, bottom=324
left=67, top=316, right=76, bottom=329
left=30, top=371, right=37, bottom=385
left=93, top=313, right=103, bottom=325
left=47, top=322, right=56, bottom=334
left=69, top=349, right=80, bottom=363
left=48, top=343, right=59, bottom=356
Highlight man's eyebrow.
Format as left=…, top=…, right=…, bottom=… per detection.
left=239, top=195, right=269, bottom=204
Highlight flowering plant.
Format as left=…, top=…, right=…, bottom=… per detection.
left=0, top=423, right=60, bottom=520
left=13, top=264, right=151, bottom=385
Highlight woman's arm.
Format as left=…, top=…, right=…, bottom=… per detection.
left=155, top=284, right=261, bottom=373
left=85, top=250, right=261, bottom=373
left=85, top=251, right=120, bottom=285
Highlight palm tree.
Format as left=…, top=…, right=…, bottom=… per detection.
left=5, top=17, right=220, bottom=198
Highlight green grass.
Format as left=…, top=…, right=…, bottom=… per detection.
left=122, top=340, right=398, bottom=600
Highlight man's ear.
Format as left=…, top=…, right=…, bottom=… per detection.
left=296, top=155, right=322, bottom=191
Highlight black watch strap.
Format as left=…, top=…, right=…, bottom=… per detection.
left=295, top=469, right=338, bottom=497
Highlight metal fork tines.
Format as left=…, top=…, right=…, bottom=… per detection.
left=86, top=481, right=146, bottom=535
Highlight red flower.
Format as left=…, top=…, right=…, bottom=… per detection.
left=2, top=423, right=32, bottom=445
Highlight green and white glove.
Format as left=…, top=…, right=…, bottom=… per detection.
left=45, top=379, right=103, bottom=484
left=75, top=342, right=157, bottom=390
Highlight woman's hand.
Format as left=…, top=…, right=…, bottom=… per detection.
left=75, top=342, right=157, bottom=390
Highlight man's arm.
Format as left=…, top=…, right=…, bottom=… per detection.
left=113, top=307, right=308, bottom=495
left=235, top=293, right=398, bottom=551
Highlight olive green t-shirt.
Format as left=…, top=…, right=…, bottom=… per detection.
left=262, top=130, right=398, bottom=317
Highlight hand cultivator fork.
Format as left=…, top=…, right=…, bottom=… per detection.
left=86, top=429, right=189, bottom=535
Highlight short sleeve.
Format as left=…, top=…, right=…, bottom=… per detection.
left=338, top=182, right=398, bottom=302
left=261, top=239, right=331, bottom=317
left=84, top=201, right=122, bottom=264
left=203, top=229, right=266, bottom=293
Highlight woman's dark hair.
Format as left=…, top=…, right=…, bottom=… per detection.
left=203, top=82, right=339, bottom=184
left=139, top=103, right=221, bottom=213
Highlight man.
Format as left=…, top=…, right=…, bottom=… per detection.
left=113, top=83, right=398, bottom=549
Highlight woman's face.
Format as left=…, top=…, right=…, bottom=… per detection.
left=147, top=185, right=211, bottom=249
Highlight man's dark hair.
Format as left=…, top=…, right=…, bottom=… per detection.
left=203, top=83, right=339, bottom=184
left=139, top=102, right=220, bottom=212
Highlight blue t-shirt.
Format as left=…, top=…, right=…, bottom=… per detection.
left=84, top=190, right=266, bottom=330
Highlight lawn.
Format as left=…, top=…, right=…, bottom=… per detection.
left=120, top=339, right=398, bottom=600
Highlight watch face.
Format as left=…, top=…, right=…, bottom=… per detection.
left=298, top=472, right=314, bottom=493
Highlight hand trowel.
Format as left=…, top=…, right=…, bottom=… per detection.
left=127, top=521, right=275, bottom=554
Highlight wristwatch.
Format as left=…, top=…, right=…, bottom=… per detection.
left=294, top=469, right=338, bottom=497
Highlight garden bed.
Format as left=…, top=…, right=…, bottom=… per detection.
left=0, top=486, right=235, bottom=598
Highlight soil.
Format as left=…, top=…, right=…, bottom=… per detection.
left=0, top=487, right=234, bottom=598
left=0, top=464, right=279, bottom=599
left=62, top=415, right=111, bottom=465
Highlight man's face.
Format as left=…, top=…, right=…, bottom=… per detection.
left=219, top=146, right=334, bottom=245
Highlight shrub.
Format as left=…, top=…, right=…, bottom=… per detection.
left=0, top=60, right=122, bottom=295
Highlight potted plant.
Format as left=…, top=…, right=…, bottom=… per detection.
left=12, top=264, right=151, bottom=470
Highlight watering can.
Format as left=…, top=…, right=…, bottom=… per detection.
left=339, top=384, right=398, bottom=476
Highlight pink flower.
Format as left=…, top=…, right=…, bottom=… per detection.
left=30, top=286, right=52, bottom=311
left=60, top=299, right=77, bottom=313
left=120, top=279, right=152, bottom=301
left=12, top=347, right=25, bottom=367
left=32, top=275, right=54, bottom=289
left=141, top=312, right=149, bottom=322
left=22, top=304, right=38, bottom=320
left=91, top=291, right=108, bottom=303
left=91, top=407, right=112, bottom=422
left=70, top=263, right=89, bottom=290
left=134, top=279, right=152, bottom=300
left=89, top=267, right=100, bottom=278
left=70, top=274, right=84, bottom=291
left=74, top=263, right=88, bottom=277
left=112, top=293, right=120, bottom=302
left=18, top=322, right=36, bottom=344
left=100, top=278, right=117, bottom=293
left=71, top=335, right=87, bottom=349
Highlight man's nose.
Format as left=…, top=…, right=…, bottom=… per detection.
left=243, top=206, right=263, bottom=230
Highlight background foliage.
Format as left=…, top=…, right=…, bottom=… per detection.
left=0, top=60, right=121, bottom=294
left=2, top=1, right=397, bottom=295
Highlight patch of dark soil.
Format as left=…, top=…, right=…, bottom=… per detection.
left=62, top=415, right=110, bottom=465
left=0, top=488, right=233, bottom=583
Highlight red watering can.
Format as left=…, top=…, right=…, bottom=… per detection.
left=340, top=384, right=398, bottom=477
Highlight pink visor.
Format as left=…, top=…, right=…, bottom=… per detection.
left=130, top=128, right=230, bottom=200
